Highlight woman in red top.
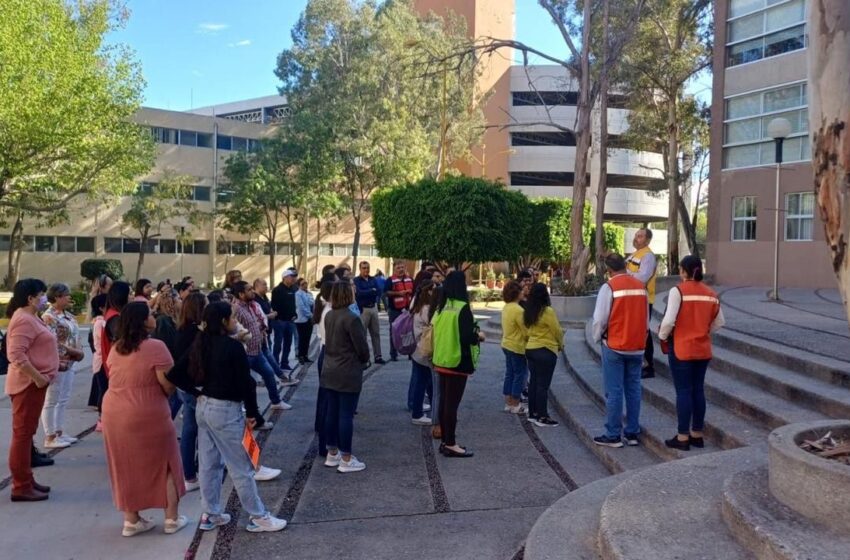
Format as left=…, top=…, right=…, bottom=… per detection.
left=4, top=278, right=59, bottom=502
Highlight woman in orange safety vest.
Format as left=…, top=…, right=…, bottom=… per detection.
left=658, top=255, right=725, bottom=451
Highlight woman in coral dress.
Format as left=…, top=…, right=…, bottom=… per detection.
left=102, top=302, right=188, bottom=537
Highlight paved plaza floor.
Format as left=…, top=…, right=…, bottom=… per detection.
left=1, top=287, right=848, bottom=559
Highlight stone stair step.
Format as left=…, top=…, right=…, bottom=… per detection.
left=524, top=471, right=634, bottom=560
left=646, top=319, right=827, bottom=432
left=598, top=447, right=762, bottom=560
left=576, top=326, right=758, bottom=453
left=721, top=466, right=850, bottom=560
left=651, top=296, right=850, bottom=389
left=551, top=340, right=661, bottom=474
left=563, top=328, right=708, bottom=462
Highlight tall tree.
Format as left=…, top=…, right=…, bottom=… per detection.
left=448, top=0, right=644, bottom=288
left=276, top=0, right=483, bottom=261
left=619, top=0, right=711, bottom=271
left=220, top=138, right=341, bottom=285
left=121, top=173, right=207, bottom=281
left=809, top=0, right=850, bottom=319
left=0, top=0, right=154, bottom=215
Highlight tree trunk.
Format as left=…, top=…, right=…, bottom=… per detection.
left=568, top=0, right=594, bottom=288
left=809, top=0, right=850, bottom=317
left=5, top=212, right=24, bottom=289
left=666, top=97, right=680, bottom=274
left=136, top=227, right=149, bottom=282
left=269, top=242, right=276, bottom=288
left=298, top=210, right=309, bottom=274
left=314, top=216, right=322, bottom=281
left=595, top=0, right=611, bottom=275
left=352, top=213, right=361, bottom=263
left=677, top=194, right=699, bottom=258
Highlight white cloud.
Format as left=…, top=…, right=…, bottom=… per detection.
left=228, top=39, right=252, bottom=47
left=197, top=22, right=228, bottom=34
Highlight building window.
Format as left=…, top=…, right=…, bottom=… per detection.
left=193, top=186, right=211, bottom=201
left=231, top=137, right=248, bottom=151
left=56, top=236, right=76, bottom=252
left=76, top=237, right=95, bottom=252
left=333, top=244, right=351, bottom=257
left=512, top=91, right=579, bottom=106
left=216, top=187, right=234, bottom=204
left=179, top=130, right=198, bottom=147
left=732, top=196, right=758, bottom=241
left=726, top=0, right=806, bottom=67
left=319, top=243, right=333, bottom=256
left=159, top=239, right=177, bottom=254
left=230, top=241, right=252, bottom=255
left=785, top=192, right=814, bottom=241
left=105, top=237, right=123, bottom=253
left=216, top=135, right=232, bottom=151
left=510, top=171, right=575, bottom=187
left=192, top=240, right=210, bottom=254
left=722, top=82, right=809, bottom=169
left=35, top=235, right=55, bottom=252
left=196, top=133, right=213, bottom=148
left=122, top=238, right=140, bottom=253
left=150, top=127, right=178, bottom=144
left=511, top=131, right=576, bottom=147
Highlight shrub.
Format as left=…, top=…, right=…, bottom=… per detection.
left=80, top=259, right=123, bottom=281
left=70, top=290, right=87, bottom=315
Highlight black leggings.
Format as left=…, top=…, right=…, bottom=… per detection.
left=94, top=367, right=109, bottom=414
left=438, top=374, right=468, bottom=447
left=526, top=348, right=557, bottom=419
left=296, top=322, right=313, bottom=360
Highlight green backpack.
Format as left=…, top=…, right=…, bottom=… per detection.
left=432, top=299, right=480, bottom=370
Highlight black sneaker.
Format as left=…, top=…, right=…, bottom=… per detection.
left=689, top=436, right=705, bottom=448
left=532, top=417, right=559, bottom=428
left=665, top=436, right=690, bottom=451
left=593, top=435, right=624, bottom=448
left=641, top=368, right=655, bottom=379
left=623, top=433, right=639, bottom=446
left=31, top=451, right=54, bottom=468
left=374, top=357, right=387, bottom=365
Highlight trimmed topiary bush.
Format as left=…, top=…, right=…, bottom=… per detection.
left=80, top=259, right=123, bottom=281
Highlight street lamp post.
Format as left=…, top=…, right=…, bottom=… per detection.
left=767, top=117, right=792, bottom=302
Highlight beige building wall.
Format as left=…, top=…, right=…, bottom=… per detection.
left=707, top=0, right=834, bottom=289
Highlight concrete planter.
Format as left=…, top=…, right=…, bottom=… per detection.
left=550, top=294, right=597, bottom=323
left=768, top=420, right=850, bottom=532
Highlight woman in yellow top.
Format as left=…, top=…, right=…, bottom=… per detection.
left=524, top=283, right=564, bottom=427
left=500, top=281, right=528, bottom=414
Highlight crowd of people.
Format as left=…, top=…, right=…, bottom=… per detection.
left=4, top=228, right=724, bottom=537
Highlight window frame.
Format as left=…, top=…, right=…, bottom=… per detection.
left=731, top=196, right=758, bottom=242
left=784, top=191, right=814, bottom=241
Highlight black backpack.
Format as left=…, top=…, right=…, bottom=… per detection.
left=0, top=330, right=8, bottom=375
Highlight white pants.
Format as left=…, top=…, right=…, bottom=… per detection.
left=41, top=368, right=75, bottom=437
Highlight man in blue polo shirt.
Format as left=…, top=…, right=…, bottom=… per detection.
left=354, top=261, right=385, bottom=364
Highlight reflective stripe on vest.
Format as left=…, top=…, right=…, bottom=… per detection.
left=627, top=247, right=657, bottom=304
left=606, top=274, right=648, bottom=352
left=672, top=281, right=720, bottom=361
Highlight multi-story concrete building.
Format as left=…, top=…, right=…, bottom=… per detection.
left=707, top=0, right=832, bottom=288
left=2, top=0, right=668, bottom=286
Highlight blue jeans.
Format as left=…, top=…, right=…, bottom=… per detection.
left=169, top=391, right=183, bottom=420
left=502, top=349, right=528, bottom=400
left=601, top=344, right=643, bottom=438
left=273, top=320, right=296, bottom=369
left=179, top=390, right=198, bottom=480
left=261, top=343, right=283, bottom=377
left=196, top=396, right=267, bottom=518
left=323, top=390, right=360, bottom=455
left=430, top=366, right=441, bottom=426
left=247, top=353, right=282, bottom=405
left=410, top=360, right=433, bottom=419
left=668, top=347, right=710, bottom=435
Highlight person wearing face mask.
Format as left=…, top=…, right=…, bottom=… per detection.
left=101, top=302, right=188, bottom=536
left=5, top=279, right=59, bottom=502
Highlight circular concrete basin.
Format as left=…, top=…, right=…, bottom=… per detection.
left=768, top=420, right=850, bottom=532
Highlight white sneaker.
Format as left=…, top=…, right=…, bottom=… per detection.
left=246, top=513, right=287, bottom=533
left=253, top=465, right=282, bottom=481
left=411, top=416, right=431, bottom=425
left=503, top=404, right=513, bottom=412
left=255, top=421, right=274, bottom=431
left=199, top=512, right=231, bottom=531
left=184, top=479, right=200, bottom=492
left=324, top=452, right=341, bottom=467
left=337, top=456, right=366, bottom=473
left=279, top=377, right=300, bottom=387
left=44, top=437, right=71, bottom=449
left=164, top=515, right=189, bottom=534
left=58, top=434, right=78, bottom=444
left=509, top=404, right=528, bottom=415
left=270, top=401, right=292, bottom=411
left=423, top=403, right=431, bottom=412
left=122, top=517, right=155, bottom=537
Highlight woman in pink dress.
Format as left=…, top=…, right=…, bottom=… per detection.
left=102, top=302, right=188, bottom=537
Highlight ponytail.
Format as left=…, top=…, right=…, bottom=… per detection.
left=680, top=255, right=704, bottom=281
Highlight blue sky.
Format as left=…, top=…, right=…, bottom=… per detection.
left=111, top=0, right=708, bottom=110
